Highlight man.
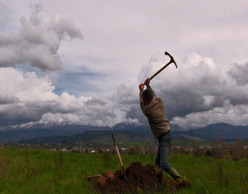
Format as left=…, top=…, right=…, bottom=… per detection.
left=139, top=78, right=182, bottom=180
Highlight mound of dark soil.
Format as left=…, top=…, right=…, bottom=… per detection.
left=89, top=162, right=190, bottom=193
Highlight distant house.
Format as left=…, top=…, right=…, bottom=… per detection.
left=61, top=147, right=69, bottom=152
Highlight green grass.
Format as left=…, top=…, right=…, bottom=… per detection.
left=0, top=148, right=248, bottom=193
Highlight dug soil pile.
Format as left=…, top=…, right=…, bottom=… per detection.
left=89, top=162, right=190, bottom=193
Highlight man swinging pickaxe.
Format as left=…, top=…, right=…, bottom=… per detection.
left=139, top=51, right=183, bottom=181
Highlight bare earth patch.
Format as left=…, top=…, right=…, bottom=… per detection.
left=89, top=162, right=190, bottom=193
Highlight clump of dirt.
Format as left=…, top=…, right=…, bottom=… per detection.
left=89, top=162, right=190, bottom=193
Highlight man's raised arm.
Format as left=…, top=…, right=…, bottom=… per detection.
left=139, top=83, right=145, bottom=109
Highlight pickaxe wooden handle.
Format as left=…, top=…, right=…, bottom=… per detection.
left=145, top=51, right=177, bottom=83
left=112, top=132, right=125, bottom=178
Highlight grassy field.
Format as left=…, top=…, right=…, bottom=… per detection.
left=0, top=148, right=248, bottom=193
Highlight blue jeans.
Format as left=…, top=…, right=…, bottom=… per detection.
left=155, top=131, right=172, bottom=172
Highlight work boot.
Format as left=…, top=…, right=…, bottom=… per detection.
left=168, top=167, right=182, bottom=180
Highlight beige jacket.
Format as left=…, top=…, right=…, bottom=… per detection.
left=140, top=87, right=170, bottom=138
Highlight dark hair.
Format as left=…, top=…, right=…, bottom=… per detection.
left=142, top=88, right=155, bottom=101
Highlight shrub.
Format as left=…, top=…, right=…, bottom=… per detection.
left=231, top=140, right=246, bottom=161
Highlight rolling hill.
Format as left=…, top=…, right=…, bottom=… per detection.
left=1, top=122, right=248, bottom=144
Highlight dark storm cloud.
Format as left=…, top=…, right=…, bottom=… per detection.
left=125, top=106, right=148, bottom=125
left=0, top=95, right=19, bottom=105
left=228, top=62, right=248, bottom=86
left=1, top=53, right=248, bottom=129
left=134, top=53, right=248, bottom=129
left=0, top=99, right=78, bottom=126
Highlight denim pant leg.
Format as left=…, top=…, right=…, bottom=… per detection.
left=155, top=132, right=172, bottom=173
left=155, top=143, right=160, bottom=166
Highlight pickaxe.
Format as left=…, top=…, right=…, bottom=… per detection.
left=144, top=51, right=177, bottom=83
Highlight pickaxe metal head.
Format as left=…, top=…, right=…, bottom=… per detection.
left=164, top=51, right=178, bottom=68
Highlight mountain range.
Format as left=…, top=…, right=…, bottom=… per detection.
left=0, top=122, right=247, bottom=144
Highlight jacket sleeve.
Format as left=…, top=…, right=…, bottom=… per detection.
left=139, top=90, right=145, bottom=110
left=148, top=86, right=156, bottom=97
left=139, top=86, right=156, bottom=111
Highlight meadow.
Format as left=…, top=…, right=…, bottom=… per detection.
left=0, top=148, right=248, bottom=193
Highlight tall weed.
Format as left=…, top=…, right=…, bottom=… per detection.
left=53, top=151, right=64, bottom=171
left=102, top=152, right=112, bottom=167
left=0, top=151, right=9, bottom=182
left=215, top=161, right=230, bottom=187
left=239, top=171, right=248, bottom=194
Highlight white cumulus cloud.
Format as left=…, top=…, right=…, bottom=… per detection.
left=0, top=67, right=135, bottom=127
left=0, top=7, right=83, bottom=71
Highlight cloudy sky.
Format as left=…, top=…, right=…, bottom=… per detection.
left=0, top=0, right=248, bottom=130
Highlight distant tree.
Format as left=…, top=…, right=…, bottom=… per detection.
left=212, top=134, right=230, bottom=159
left=231, top=139, right=245, bottom=161
left=61, top=140, right=67, bottom=144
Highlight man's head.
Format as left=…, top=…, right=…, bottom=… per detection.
left=142, top=88, right=155, bottom=105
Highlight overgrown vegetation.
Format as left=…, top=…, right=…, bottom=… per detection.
left=0, top=147, right=248, bottom=193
